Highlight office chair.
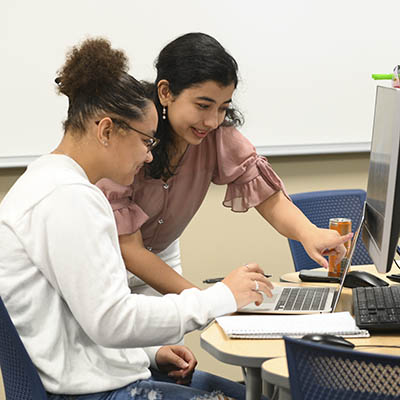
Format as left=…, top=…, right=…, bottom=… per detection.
left=284, top=336, right=400, bottom=400
left=288, top=189, right=373, bottom=271
left=0, top=297, right=48, bottom=400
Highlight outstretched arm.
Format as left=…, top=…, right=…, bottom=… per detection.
left=255, top=191, right=353, bottom=268
left=119, top=230, right=197, bottom=294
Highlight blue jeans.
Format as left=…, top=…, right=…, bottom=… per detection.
left=46, top=369, right=251, bottom=400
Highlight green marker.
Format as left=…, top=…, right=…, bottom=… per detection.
left=372, top=74, right=395, bottom=80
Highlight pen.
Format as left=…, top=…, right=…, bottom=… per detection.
left=203, top=273, right=272, bottom=284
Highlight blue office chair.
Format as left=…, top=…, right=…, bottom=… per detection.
left=288, top=189, right=373, bottom=271
left=284, top=336, right=400, bottom=400
left=0, top=297, right=48, bottom=399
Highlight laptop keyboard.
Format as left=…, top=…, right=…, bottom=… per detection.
left=353, top=286, right=400, bottom=331
left=275, top=287, right=330, bottom=311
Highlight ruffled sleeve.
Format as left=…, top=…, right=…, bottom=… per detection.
left=96, top=178, right=149, bottom=235
left=212, top=126, right=290, bottom=212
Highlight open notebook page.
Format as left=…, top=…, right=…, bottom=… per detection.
left=216, top=312, right=369, bottom=339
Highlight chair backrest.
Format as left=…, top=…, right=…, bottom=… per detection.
left=288, top=189, right=373, bottom=271
left=284, top=336, right=400, bottom=400
left=0, top=297, right=48, bottom=400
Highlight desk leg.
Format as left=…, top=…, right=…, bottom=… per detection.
left=242, top=367, right=262, bottom=400
left=279, top=386, right=292, bottom=400
left=264, top=382, right=275, bottom=399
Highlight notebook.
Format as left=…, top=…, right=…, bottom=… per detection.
left=239, top=204, right=365, bottom=314
left=216, top=311, right=370, bottom=339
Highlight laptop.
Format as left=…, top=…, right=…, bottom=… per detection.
left=239, top=204, right=365, bottom=314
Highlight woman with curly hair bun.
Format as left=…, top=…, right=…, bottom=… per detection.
left=0, top=37, right=272, bottom=399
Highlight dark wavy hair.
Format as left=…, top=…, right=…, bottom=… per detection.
left=56, top=37, right=152, bottom=135
left=145, top=32, right=244, bottom=180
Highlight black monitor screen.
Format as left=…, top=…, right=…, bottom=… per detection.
left=362, top=86, right=400, bottom=273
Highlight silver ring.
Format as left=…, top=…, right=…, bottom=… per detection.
left=254, top=280, right=259, bottom=291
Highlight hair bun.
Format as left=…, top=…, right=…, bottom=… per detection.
left=56, top=37, right=129, bottom=99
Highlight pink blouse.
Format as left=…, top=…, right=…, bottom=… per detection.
left=97, top=126, right=287, bottom=254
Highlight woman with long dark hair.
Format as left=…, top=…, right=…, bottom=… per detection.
left=98, top=32, right=351, bottom=296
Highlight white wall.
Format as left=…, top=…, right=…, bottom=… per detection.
left=2, top=0, right=399, bottom=166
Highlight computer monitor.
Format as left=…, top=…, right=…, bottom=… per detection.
left=362, top=86, right=400, bottom=273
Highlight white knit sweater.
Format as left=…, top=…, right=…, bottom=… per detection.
left=0, top=154, right=236, bottom=395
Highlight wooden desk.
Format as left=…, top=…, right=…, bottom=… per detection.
left=201, top=281, right=344, bottom=400
left=200, top=265, right=400, bottom=400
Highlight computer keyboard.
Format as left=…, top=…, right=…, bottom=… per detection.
left=353, top=286, right=400, bottom=331
left=276, top=287, right=330, bottom=311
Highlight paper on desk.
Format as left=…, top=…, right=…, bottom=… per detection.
left=216, top=312, right=369, bottom=339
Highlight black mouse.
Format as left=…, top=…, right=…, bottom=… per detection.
left=344, top=270, right=389, bottom=288
left=302, top=333, right=355, bottom=348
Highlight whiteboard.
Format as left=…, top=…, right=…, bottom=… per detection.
left=1, top=0, right=398, bottom=167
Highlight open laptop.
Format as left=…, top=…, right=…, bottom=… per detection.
left=239, top=204, right=365, bottom=314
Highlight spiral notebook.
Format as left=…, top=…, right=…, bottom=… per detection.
left=216, top=311, right=370, bottom=339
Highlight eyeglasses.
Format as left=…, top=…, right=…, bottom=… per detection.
left=95, top=118, right=159, bottom=152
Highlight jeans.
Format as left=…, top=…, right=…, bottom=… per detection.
left=47, top=368, right=251, bottom=400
